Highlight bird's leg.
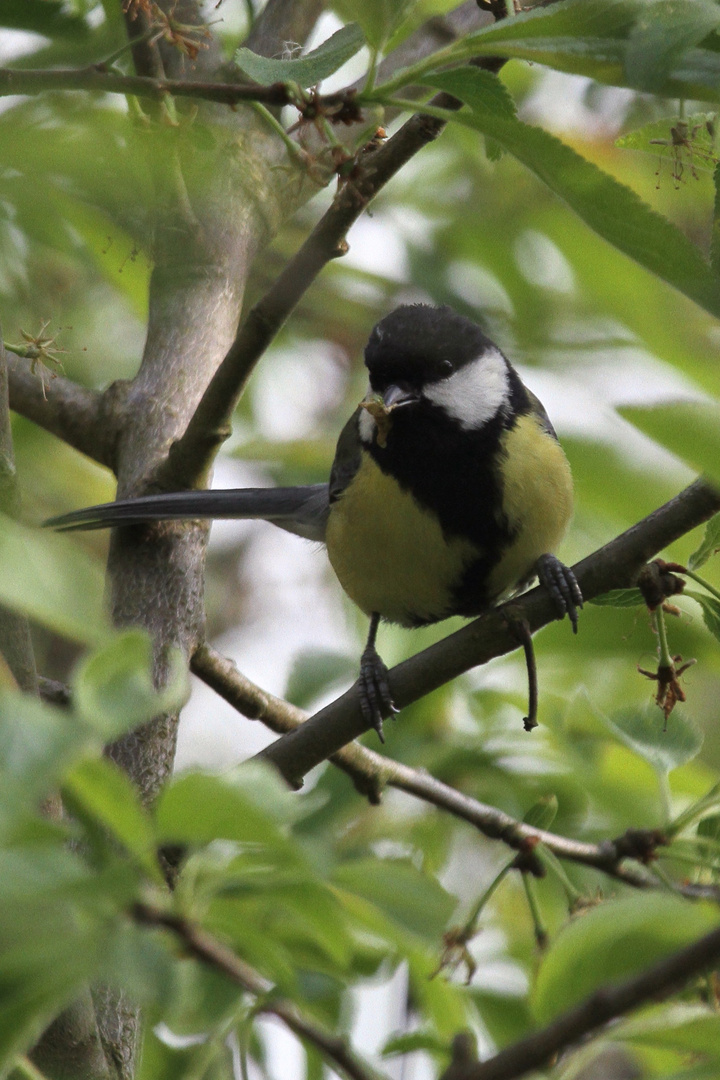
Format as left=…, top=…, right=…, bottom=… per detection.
left=535, top=554, right=583, bottom=633
left=359, top=612, right=399, bottom=741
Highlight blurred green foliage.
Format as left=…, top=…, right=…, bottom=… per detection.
left=3, top=1, right=720, bottom=1078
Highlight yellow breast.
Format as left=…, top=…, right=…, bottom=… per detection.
left=325, top=453, right=479, bottom=627
left=487, top=413, right=574, bottom=599
left=325, top=412, right=574, bottom=625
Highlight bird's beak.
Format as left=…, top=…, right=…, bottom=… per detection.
left=381, top=384, right=419, bottom=410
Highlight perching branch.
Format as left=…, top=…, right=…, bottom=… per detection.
left=440, top=921, right=720, bottom=1080
left=190, top=644, right=719, bottom=898
left=132, top=902, right=387, bottom=1080
left=257, top=479, right=720, bottom=786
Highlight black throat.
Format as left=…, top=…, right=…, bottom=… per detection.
left=365, top=369, right=531, bottom=617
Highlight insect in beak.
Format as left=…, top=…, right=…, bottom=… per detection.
left=360, top=385, right=419, bottom=447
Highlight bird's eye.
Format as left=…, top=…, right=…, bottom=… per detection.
left=440, top=360, right=453, bottom=376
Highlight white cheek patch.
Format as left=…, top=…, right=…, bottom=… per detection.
left=424, top=347, right=509, bottom=429
left=358, top=404, right=377, bottom=444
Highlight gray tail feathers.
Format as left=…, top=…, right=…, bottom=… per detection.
left=45, top=484, right=330, bottom=542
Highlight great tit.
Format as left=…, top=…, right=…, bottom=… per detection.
left=47, top=304, right=581, bottom=735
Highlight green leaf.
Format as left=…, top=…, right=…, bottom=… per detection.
left=333, top=0, right=414, bottom=50
left=55, top=192, right=151, bottom=321
left=523, top=795, right=558, bottom=830
left=63, top=757, right=161, bottom=881
left=382, top=1029, right=448, bottom=1057
left=235, top=23, right=365, bottom=88
left=0, top=692, right=89, bottom=821
left=332, top=858, right=456, bottom=942
left=434, top=0, right=638, bottom=87
left=698, top=812, right=720, bottom=842
left=589, top=588, right=645, bottom=608
left=151, top=958, right=240, bottom=1036
left=532, top=893, right=719, bottom=1024
left=621, top=1004, right=720, bottom=1061
left=686, top=590, right=720, bottom=643
left=426, top=69, right=720, bottom=321
left=697, top=813, right=720, bottom=865
left=619, top=400, right=720, bottom=486
left=156, top=768, right=300, bottom=853
left=0, top=0, right=89, bottom=36
left=689, top=512, right=720, bottom=569
left=597, top=703, right=703, bottom=777
left=428, top=0, right=720, bottom=102
left=72, top=631, right=189, bottom=739
left=285, top=648, right=357, bottom=708
left=0, top=513, right=109, bottom=645
left=0, top=849, right=120, bottom=1067
left=97, top=920, right=176, bottom=1008
left=624, top=1, right=720, bottom=93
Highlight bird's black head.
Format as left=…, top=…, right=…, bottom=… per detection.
left=364, top=304, right=498, bottom=392
left=360, top=304, right=519, bottom=439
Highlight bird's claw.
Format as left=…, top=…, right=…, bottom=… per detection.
left=359, top=644, right=398, bottom=741
left=536, top=554, right=583, bottom=633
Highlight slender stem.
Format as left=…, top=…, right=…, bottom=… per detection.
left=368, top=94, right=457, bottom=122
left=521, top=873, right=548, bottom=949
left=536, top=847, right=583, bottom=907
left=372, top=37, right=472, bottom=98
left=251, top=101, right=308, bottom=164
left=659, top=848, right=720, bottom=871
left=668, top=781, right=720, bottom=835
left=653, top=607, right=674, bottom=669
left=100, top=29, right=157, bottom=69
left=658, top=771, right=673, bottom=827
left=685, top=568, right=720, bottom=602
left=363, top=47, right=380, bottom=94
left=11, top=1058, right=49, bottom=1080
left=461, top=860, right=514, bottom=938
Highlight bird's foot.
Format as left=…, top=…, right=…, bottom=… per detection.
left=536, top=554, right=583, bottom=633
left=359, top=643, right=399, bottom=742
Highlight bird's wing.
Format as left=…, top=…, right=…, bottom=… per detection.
left=45, top=484, right=331, bottom=542
left=525, top=388, right=558, bottom=440
left=329, top=409, right=362, bottom=504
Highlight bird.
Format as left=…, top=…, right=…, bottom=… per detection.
left=47, top=304, right=582, bottom=737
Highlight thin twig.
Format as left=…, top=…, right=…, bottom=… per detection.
left=191, top=644, right=386, bottom=802
left=132, top=902, right=387, bottom=1080
left=190, top=641, right=720, bottom=898
left=154, top=107, right=452, bottom=487
left=38, top=676, right=72, bottom=707
left=0, top=66, right=357, bottom=109
left=440, top=922, right=720, bottom=1080
left=256, top=479, right=720, bottom=786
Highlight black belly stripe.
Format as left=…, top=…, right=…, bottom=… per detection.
left=365, top=402, right=522, bottom=617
